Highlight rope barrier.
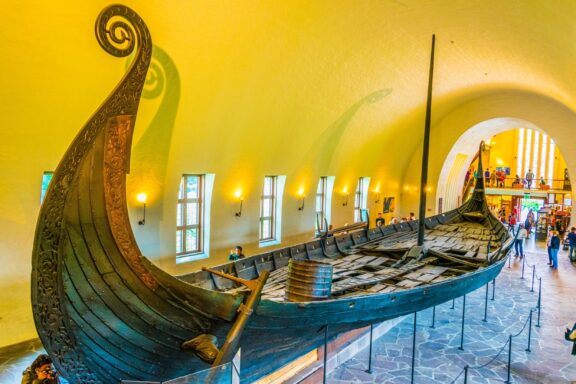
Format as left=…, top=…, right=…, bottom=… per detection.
left=447, top=308, right=533, bottom=384
left=355, top=233, right=546, bottom=384
left=510, top=311, right=532, bottom=338
left=467, top=338, right=510, bottom=370
left=445, top=251, right=542, bottom=384
left=448, top=367, right=465, bottom=384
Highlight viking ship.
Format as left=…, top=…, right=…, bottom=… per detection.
left=31, top=5, right=514, bottom=384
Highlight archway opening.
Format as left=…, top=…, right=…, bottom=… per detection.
left=437, top=117, right=572, bottom=236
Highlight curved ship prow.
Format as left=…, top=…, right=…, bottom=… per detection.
left=31, top=6, right=242, bottom=383
left=31, top=8, right=513, bottom=383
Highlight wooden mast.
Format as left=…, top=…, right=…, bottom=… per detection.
left=417, top=34, right=436, bottom=246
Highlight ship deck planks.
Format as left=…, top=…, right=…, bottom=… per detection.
left=250, top=221, right=496, bottom=302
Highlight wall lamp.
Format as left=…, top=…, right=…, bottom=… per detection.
left=374, top=186, right=381, bottom=204
left=136, top=193, right=147, bottom=225
left=298, top=190, right=306, bottom=211
left=342, top=188, right=349, bottom=207
left=234, top=191, right=244, bottom=217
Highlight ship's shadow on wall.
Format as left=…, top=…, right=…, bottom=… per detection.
left=301, top=88, right=393, bottom=172
left=128, top=45, right=180, bottom=249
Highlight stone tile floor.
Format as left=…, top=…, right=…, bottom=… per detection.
left=1, top=238, right=575, bottom=383
left=328, top=238, right=576, bottom=383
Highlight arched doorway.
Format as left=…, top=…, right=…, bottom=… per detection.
left=436, top=117, right=573, bottom=232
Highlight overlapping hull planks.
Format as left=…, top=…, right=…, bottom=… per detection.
left=30, top=5, right=513, bottom=384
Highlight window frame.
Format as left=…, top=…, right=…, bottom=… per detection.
left=176, top=174, right=204, bottom=257
left=315, top=176, right=328, bottom=233
left=259, top=176, right=277, bottom=242
left=354, top=177, right=370, bottom=223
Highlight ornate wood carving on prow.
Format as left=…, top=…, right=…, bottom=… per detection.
left=31, top=5, right=152, bottom=383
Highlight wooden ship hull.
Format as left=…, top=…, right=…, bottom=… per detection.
left=182, top=201, right=512, bottom=381
left=30, top=5, right=514, bottom=384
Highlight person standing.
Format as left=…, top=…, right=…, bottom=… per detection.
left=546, top=229, right=553, bottom=266
left=484, top=168, right=491, bottom=183
left=540, top=176, right=546, bottom=187
left=568, top=227, right=576, bottom=262
left=508, top=211, right=517, bottom=232
left=525, top=209, right=534, bottom=238
left=498, top=170, right=506, bottom=188
left=228, top=246, right=245, bottom=261
left=490, top=170, right=497, bottom=187
left=514, top=223, right=527, bottom=258
left=550, top=230, right=561, bottom=269
left=375, top=213, right=385, bottom=227
left=525, top=169, right=534, bottom=189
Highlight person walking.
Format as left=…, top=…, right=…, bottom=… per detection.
left=568, top=227, right=576, bottom=262
left=508, top=212, right=517, bottom=233
left=546, top=229, right=554, bottom=266
left=550, top=230, right=561, bottom=269
left=515, top=223, right=528, bottom=258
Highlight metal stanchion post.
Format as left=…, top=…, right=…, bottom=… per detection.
left=506, top=335, right=512, bottom=384
left=431, top=306, right=436, bottom=328
left=530, top=265, right=535, bottom=292
left=458, top=294, right=466, bottom=350
left=411, top=312, right=417, bottom=384
left=521, top=256, right=525, bottom=279
left=491, top=278, right=496, bottom=301
left=366, top=323, right=373, bottom=374
left=508, top=253, right=511, bottom=268
left=526, top=310, right=533, bottom=352
left=483, top=282, right=489, bottom=322
left=464, top=365, right=469, bottom=384
left=323, top=325, right=328, bottom=384
left=536, top=278, right=542, bottom=328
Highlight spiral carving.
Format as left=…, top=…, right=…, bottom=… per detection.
left=95, top=5, right=150, bottom=58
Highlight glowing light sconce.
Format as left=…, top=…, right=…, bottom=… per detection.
left=374, top=185, right=381, bottom=204
left=234, top=190, right=244, bottom=217
left=136, top=193, right=147, bottom=225
left=342, top=187, right=349, bottom=207
left=297, top=188, right=306, bottom=211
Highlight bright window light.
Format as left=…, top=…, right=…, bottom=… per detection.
left=516, top=128, right=524, bottom=176
left=532, top=131, right=539, bottom=179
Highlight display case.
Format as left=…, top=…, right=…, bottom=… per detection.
left=535, top=209, right=550, bottom=241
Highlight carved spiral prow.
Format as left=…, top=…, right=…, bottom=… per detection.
left=95, top=4, right=150, bottom=58
left=31, top=5, right=154, bottom=383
